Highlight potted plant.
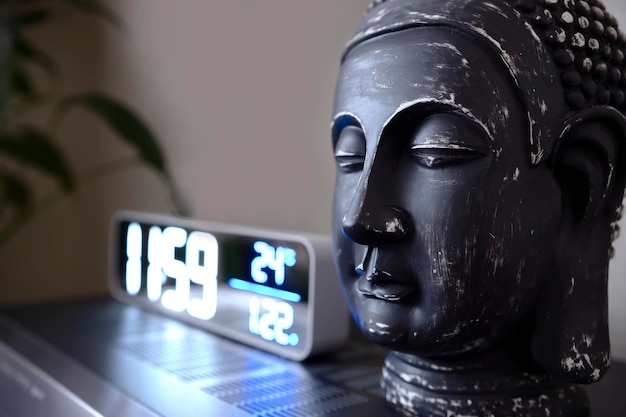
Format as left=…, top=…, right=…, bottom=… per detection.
left=0, top=0, right=186, bottom=245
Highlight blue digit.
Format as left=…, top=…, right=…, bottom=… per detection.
left=251, top=241, right=274, bottom=283
left=274, top=301, right=296, bottom=346
left=251, top=241, right=297, bottom=286
left=274, top=247, right=296, bottom=285
left=248, top=296, right=298, bottom=346
left=249, top=296, right=261, bottom=335
left=284, top=248, right=296, bottom=267
left=259, top=298, right=278, bottom=341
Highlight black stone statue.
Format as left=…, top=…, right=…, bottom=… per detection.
left=330, top=0, right=626, bottom=415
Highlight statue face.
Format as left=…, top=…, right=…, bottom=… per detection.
left=332, top=27, right=563, bottom=356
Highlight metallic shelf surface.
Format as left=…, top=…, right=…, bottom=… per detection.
left=0, top=297, right=623, bottom=417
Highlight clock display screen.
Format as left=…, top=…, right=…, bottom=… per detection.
left=114, top=220, right=311, bottom=354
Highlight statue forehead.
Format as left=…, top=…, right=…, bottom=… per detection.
left=334, top=27, right=519, bottom=145
left=343, top=0, right=564, bottom=165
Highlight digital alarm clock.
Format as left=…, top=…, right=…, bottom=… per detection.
left=108, top=211, right=350, bottom=361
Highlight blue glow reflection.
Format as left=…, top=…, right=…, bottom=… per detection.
left=228, top=278, right=302, bottom=303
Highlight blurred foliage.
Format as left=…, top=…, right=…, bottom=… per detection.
left=0, top=0, right=187, bottom=245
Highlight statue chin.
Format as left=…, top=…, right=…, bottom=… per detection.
left=359, top=320, right=409, bottom=347
left=354, top=304, right=513, bottom=358
left=330, top=0, right=626, bottom=415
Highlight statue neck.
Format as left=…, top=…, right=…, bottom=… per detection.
left=382, top=349, right=590, bottom=416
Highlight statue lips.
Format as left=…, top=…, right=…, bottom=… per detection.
left=355, top=246, right=416, bottom=302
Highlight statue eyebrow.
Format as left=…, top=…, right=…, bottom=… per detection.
left=382, top=99, right=495, bottom=143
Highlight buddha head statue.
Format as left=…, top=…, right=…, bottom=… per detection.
left=331, top=0, right=626, bottom=397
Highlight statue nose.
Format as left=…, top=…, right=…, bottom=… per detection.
left=341, top=187, right=412, bottom=245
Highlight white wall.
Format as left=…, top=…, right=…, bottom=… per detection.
left=0, top=0, right=625, bottom=362
left=101, top=0, right=370, bottom=234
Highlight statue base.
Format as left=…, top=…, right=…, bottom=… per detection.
left=382, top=351, right=589, bottom=417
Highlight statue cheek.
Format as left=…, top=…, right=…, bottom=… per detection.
left=431, top=171, right=559, bottom=321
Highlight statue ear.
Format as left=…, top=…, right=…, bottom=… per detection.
left=531, top=107, right=626, bottom=384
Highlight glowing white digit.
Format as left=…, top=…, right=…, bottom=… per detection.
left=251, top=241, right=273, bottom=283
left=249, top=296, right=261, bottom=335
left=274, top=247, right=296, bottom=285
left=186, top=231, right=218, bottom=320
left=160, top=227, right=189, bottom=312
left=147, top=226, right=166, bottom=301
left=259, top=298, right=278, bottom=342
left=125, top=222, right=142, bottom=295
left=250, top=298, right=298, bottom=346
left=251, top=242, right=297, bottom=286
left=274, top=301, right=295, bottom=346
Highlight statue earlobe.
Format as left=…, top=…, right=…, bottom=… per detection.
left=531, top=106, right=626, bottom=384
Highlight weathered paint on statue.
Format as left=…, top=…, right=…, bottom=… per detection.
left=331, top=0, right=626, bottom=415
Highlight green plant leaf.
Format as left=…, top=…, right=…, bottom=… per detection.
left=0, top=26, right=12, bottom=127
left=13, top=35, right=58, bottom=81
left=57, top=93, right=166, bottom=173
left=161, top=172, right=190, bottom=217
left=0, top=169, right=33, bottom=244
left=0, top=169, right=33, bottom=219
left=0, top=170, right=32, bottom=212
left=57, top=0, right=121, bottom=28
left=10, top=62, right=42, bottom=104
left=0, top=128, right=74, bottom=191
left=8, top=9, right=51, bottom=29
